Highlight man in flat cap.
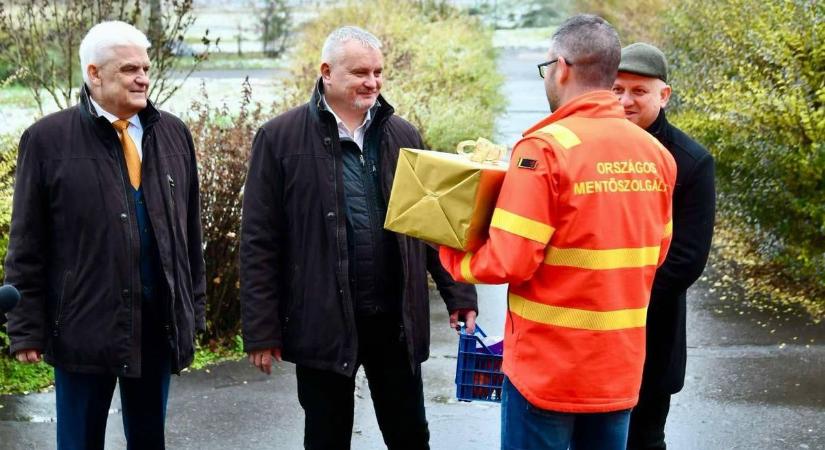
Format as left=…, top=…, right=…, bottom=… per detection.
left=613, top=42, right=717, bottom=449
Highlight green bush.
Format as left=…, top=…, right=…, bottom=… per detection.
left=570, top=0, right=668, bottom=45
left=0, top=135, right=15, bottom=282
left=287, top=0, right=505, bottom=151
left=0, top=136, right=15, bottom=362
left=667, top=0, right=825, bottom=298
left=187, top=81, right=267, bottom=345
left=0, top=135, right=17, bottom=281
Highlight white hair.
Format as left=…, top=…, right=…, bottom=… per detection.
left=321, top=26, right=382, bottom=64
left=79, top=21, right=151, bottom=85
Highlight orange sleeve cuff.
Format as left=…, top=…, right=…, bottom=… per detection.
left=439, top=246, right=469, bottom=283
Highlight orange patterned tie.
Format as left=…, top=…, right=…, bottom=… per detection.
left=112, top=120, right=141, bottom=189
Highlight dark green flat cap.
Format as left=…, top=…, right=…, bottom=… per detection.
left=618, top=42, right=668, bottom=82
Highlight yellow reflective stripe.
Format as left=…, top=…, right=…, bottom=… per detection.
left=663, top=219, right=673, bottom=238
left=491, top=208, right=555, bottom=244
left=460, top=252, right=480, bottom=284
left=509, top=293, right=647, bottom=331
left=536, top=123, right=581, bottom=149
left=544, top=246, right=660, bottom=270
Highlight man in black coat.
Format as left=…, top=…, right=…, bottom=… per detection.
left=240, top=26, right=478, bottom=449
left=5, top=21, right=206, bottom=449
left=612, top=43, right=716, bottom=449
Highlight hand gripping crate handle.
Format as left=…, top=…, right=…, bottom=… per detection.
left=459, top=324, right=496, bottom=355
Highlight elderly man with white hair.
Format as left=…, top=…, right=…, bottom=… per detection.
left=5, top=20, right=206, bottom=449
left=240, top=26, right=477, bottom=449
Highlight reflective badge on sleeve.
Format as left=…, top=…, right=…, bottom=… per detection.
left=518, top=158, right=538, bottom=169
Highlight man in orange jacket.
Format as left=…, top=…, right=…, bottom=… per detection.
left=440, top=15, right=677, bottom=450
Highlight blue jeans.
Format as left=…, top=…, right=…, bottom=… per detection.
left=501, top=377, right=631, bottom=450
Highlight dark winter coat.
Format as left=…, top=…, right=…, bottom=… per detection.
left=240, top=80, right=477, bottom=376
left=4, top=86, right=206, bottom=377
left=643, top=110, right=716, bottom=394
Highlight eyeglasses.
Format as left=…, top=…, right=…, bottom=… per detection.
left=537, top=58, right=572, bottom=78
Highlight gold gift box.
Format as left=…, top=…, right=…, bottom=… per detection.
left=384, top=147, right=507, bottom=251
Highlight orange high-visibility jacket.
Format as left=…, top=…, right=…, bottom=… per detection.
left=441, top=91, right=677, bottom=413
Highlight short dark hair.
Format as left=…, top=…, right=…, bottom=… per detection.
left=551, top=14, right=621, bottom=89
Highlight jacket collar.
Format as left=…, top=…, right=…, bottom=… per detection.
left=309, top=78, right=394, bottom=130
left=522, top=90, right=626, bottom=136
left=79, top=84, right=161, bottom=130
left=645, top=108, right=670, bottom=144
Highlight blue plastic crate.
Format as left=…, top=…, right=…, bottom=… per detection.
left=455, top=324, right=504, bottom=403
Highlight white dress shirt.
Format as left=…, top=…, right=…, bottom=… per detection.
left=322, top=96, right=375, bottom=151
left=89, top=97, right=144, bottom=160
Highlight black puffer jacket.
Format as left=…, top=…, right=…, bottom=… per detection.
left=5, top=86, right=207, bottom=377
left=340, top=117, right=404, bottom=315
left=240, top=80, right=477, bottom=376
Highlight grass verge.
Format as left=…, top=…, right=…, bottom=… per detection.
left=175, top=52, right=287, bottom=71
left=0, top=335, right=246, bottom=394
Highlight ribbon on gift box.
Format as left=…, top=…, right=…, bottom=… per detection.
left=456, top=137, right=507, bottom=163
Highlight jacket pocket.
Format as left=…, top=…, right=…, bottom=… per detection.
left=167, top=173, right=177, bottom=215
left=283, top=265, right=300, bottom=333
left=167, top=172, right=187, bottom=250
left=53, top=270, right=73, bottom=337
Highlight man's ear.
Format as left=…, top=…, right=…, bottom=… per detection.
left=87, top=64, right=102, bottom=86
left=320, top=62, right=332, bottom=83
left=556, top=56, right=572, bottom=84
left=660, top=84, right=673, bottom=108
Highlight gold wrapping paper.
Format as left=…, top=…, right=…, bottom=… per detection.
left=384, top=147, right=507, bottom=250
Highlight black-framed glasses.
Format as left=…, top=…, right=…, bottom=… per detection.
left=537, top=59, right=558, bottom=78
left=537, top=58, right=572, bottom=78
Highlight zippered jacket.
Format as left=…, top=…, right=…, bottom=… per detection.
left=240, top=79, right=477, bottom=376
left=441, top=91, right=677, bottom=412
left=5, top=86, right=207, bottom=377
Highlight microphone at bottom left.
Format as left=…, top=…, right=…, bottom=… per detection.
left=0, top=284, right=21, bottom=326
